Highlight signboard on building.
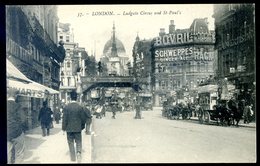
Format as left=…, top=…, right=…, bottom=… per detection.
left=154, top=46, right=214, bottom=62
left=154, top=32, right=215, bottom=47
left=237, top=65, right=246, bottom=72
left=230, top=67, right=236, bottom=73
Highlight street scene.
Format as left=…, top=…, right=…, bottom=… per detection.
left=92, top=110, right=256, bottom=163
left=6, top=4, right=256, bottom=164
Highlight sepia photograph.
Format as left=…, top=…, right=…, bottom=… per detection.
left=6, top=4, right=256, bottom=163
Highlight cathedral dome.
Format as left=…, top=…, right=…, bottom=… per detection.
left=103, top=37, right=126, bottom=55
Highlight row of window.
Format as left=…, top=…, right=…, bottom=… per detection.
left=60, top=76, right=76, bottom=87
left=7, top=37, right=61, bottom=81
left=156, top=63, right=214, bottom=73
left=221, top=50, right=247, bottom=76
left=6, top=37, right=33, bottom=63
left=218, top=19, right=252, bottom=45
left=156, top=77, right=208, bottom=90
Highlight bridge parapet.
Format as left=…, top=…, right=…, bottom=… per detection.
left=81, top=76, right=136, bottom=93
left=81, top=76, right=134, bottom=83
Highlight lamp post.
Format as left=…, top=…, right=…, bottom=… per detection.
left=76, top=71, right=82, bottom=103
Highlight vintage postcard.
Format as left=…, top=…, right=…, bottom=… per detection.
left=6, top=4, right=256, bottom=163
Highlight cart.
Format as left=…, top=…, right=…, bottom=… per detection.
left=197, top=84, right=218, bottom=124
left=197, top=83, right=236, bottom=125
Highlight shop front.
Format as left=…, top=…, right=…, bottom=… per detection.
left=7, top=59, right=59, bottom=130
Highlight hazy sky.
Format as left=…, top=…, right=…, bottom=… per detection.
left=57, top=4, right=215, bottom=61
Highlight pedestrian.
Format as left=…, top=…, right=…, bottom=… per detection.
left=110, top=95, right=117, bottom=119
left=84, top=104, right=92, bottom=135
left=54, top=106, right=61, bottom=124
left=62, top=91, right=87, bottom=163
left=134, top=96, right=142, bottom=119
left=7, top=89, right=25, bottom=164
left=38, top=100, right=53, bottom=137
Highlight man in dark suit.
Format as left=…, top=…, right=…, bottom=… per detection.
left=62, top=91, right=87, bottom=163
left=38, top=101, right=53, bottom=136
left=84, top=103, right=92, bottom=135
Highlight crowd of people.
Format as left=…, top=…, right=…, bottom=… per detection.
left=86, top=94, right=143, bottom=120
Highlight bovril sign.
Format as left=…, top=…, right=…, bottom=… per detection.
left=154, top=32, right=193, bottom=46
left=154, top=32, right=215, bottom=47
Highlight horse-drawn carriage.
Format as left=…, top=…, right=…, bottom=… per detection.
left=197, top=88, right=218, bottom=124
left=197, top=83, right=238, bottom=125
left=162, top=100, right=193, bottom=120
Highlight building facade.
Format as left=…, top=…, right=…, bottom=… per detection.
left=151, top=19, right=217, bottom=106
left=213, top=4, right=255, bottom=105
left=100, top=23, right=129, bottom=76
left=58, top=23, right=89, bottom=104
left=132, top=35, right=153, bottom=96
left=6, top=5, right=65, bottom=129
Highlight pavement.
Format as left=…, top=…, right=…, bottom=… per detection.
left=18, top=121, right=93, bottom=164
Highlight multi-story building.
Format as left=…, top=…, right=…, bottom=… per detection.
left=100, top=23, right=129, bottom=76
left=132, top=34, right=153, bottom=96
left=151, top=19, right=217, bottom=106
left=58, top=22, right=89, bottom=104
left=6, top=5, right=65, bottom=129
left=213, top=4, right=255, bottom=105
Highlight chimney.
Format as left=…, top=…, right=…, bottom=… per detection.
left=159, top=28, right=166, bottom=37
left=169, top=20, right=175, bottom=33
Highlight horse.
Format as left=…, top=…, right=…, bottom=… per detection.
left=228, top=99, right=243, bottom=127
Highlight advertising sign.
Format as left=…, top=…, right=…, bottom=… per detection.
left=155, top=46, right=214, bottom=62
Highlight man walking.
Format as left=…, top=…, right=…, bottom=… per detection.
left=62, top=91, right=87, bottom=163
left=134, top=96, right=142, bottom=119
left=38, top=101, right=53, bottom=137
left=84, top=103, right=92, bottom=135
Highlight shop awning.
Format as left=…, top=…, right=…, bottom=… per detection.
left=6, top=59, right=32, bottom=83
left=7, top=59, right=59, bottom=98
left=8, top=79, right=59, bottom=98
left=8, top=79, right=46, bottom=98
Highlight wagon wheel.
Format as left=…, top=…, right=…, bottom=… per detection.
left=204, top=111, right=210, bottom=124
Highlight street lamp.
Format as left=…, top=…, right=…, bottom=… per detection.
left=76, top=71, right=82, bottom=102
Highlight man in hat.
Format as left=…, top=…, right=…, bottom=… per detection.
left=38, top=100, right=53, bottom=136
left=62, top=90, right=88, bottom=163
